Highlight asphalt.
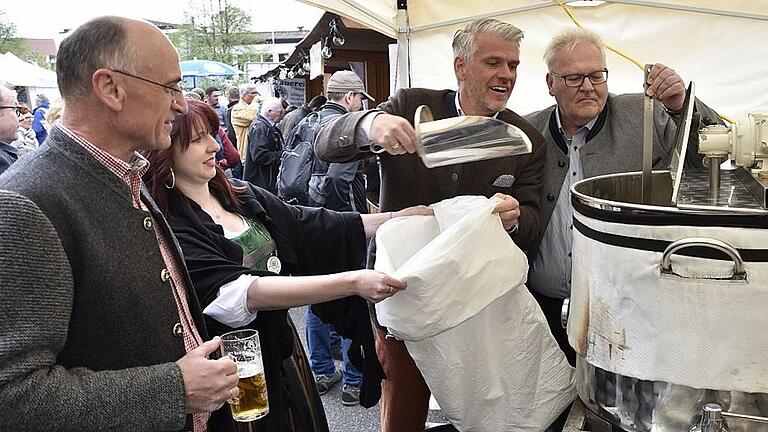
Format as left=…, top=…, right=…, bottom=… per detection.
left=289, top=306, right=449, bottom=432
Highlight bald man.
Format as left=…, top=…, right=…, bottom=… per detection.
left=0, top=17, right=238, bottom=431
left=243, top=96, right=285, bottom=193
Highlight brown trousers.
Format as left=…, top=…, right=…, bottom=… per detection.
left=375, top=326, right=431, bottom=432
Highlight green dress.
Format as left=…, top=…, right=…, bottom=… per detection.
left=228, top=216, right=328, bottom=432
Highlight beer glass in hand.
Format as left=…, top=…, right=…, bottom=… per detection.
left=220, top=329, right=269, bottom=422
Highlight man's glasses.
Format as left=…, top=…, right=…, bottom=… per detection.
left=0, top=106, right=22, bottom=116
left=109, top=69, right=183, bottom=97
left=551, top=69, right=608, bottom=87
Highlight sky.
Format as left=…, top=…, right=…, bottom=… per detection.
left=2, top=0, right=325, bottom=40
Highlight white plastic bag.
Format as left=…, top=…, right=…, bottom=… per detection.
left=375, top=196, right=575, bottom=432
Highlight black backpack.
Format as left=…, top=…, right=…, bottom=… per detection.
left=276, top=111, right=341, bottom=205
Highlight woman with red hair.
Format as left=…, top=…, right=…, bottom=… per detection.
left=144, top=100, right=429, bottom=431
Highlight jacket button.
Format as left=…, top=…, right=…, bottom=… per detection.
left=558, top=160, right=566, bottom=168
left=547, top=193, right=555, bottom=201
left=143, top=217, right=153, bottom=231
left=160, top=268, right=171, bottom=283
left=172, top=323, right=184, bottom=338
left=338, top=136, right=349, bottom=144
left=451, top=172, right=459, bottom=182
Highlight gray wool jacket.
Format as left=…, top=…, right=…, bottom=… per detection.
left=524, top=92, right=722, bottom=265
left=0, top=125, right=212, bottom=431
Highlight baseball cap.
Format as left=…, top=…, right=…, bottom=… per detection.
left=327, top=70, right=374, bottom=102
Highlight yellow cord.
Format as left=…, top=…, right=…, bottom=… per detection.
left=553, top=0, right=732, bottom=124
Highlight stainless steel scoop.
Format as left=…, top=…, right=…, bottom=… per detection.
left=413, top=105, right=532, bottom=168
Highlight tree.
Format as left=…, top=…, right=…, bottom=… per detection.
left=0, top=10, right=27, bottom=58
left=171, top=0, right=264, bottom=66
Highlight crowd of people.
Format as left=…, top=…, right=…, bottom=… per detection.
left=0, top=13, right=721, bottom=432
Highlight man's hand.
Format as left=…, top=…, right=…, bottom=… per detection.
left=369, top=113, right=419, bottom=154
left=177, top=337, right=240, bottom=413
left=645, top=63, right=686, bottom=113
left=491, top=193, right=520, bottom=231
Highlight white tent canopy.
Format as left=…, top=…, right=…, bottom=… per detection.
left=0, top=52, right=60, bottom=104
left=0, top=52, right=58, bottom=88
left=299, top=0, right=768, bottom=118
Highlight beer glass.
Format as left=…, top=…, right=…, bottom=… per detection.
left=220, top=329, right=269, bottom=422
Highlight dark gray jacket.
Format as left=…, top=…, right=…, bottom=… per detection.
left=0, top=125, right=214, bottom=431
left=524, top=92, right=722, bottom=263
left=244, top=114, right=284, bottom=194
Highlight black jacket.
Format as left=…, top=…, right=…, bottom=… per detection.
left=167, top=180, right=385, bottom=408
left=244, top=115, right=284, bottom=193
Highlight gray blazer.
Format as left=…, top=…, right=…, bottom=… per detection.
left=524, top=92, right=721, bottom=259
left=0, top=125, right=211, bottom=431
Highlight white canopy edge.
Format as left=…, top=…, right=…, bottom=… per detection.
left=299, top=0, right=768, bottom=118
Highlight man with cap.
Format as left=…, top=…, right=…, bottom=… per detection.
left=305, top=70, right=375, bottom=406
left=314, top=18, right=545, bottom=431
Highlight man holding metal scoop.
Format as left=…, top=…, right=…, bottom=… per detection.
left=315, top=17, right=545, bottom=432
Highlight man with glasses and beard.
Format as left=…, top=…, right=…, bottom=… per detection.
left=0, top=85, right=20, bottom=174
left=524, top=28, right=723, bottom=371
left=315, top=18, right=546, bottom=432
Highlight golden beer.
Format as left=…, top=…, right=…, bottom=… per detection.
left=229, top=363, right=269, bottom=422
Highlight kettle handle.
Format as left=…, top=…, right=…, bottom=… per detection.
left=660, top=237, right=746, bottom=280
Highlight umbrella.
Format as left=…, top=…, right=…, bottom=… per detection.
left=179, top=59, right=241, bottom=88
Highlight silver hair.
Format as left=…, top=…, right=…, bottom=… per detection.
left=56, top=16, right=138, bottom=98
left=452, top=18, right=524, bottom=61
left=543, top=28, right=606, bottom=71
left=260, top=97, right=282, bottom=116
left=239, top=83, right=259, bottom=97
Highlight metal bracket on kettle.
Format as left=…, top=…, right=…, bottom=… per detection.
left=660, top=237, right=747, bottom=281
left=691, top=403, right=768, bottom=432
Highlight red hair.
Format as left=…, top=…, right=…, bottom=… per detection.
left=144, top=99, right=245, bottom=218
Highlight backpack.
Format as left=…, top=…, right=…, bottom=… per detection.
left=276, top=111, right=341, bottom=205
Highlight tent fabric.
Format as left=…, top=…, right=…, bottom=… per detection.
left=0, top=52, right=57, bottom=88
left=298, top=0, right=768, bottom=118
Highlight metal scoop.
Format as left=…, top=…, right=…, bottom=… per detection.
left=414, top=105, right=533, bottom=168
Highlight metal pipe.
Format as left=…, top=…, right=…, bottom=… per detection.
left=708, top=156, right=723, bottom=201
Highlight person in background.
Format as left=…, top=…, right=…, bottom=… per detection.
left=11, top=112, right=38, bottom=156
left=144, top=99, right=431, bottom=431
left=315, top=17, right=545, bottom=431
left=0, top=17, right=240, bottom=431
left=280, top=94, right=328, bottom=139
left=0, top=85, right=20, bottom=174
left=225, top=85, right=240, bottom=147
left=31, top=93, right=50, bottom=144
left=243, top=97, right=284, bottom=194
left=43, top=99, right=65, bottom=133
left=231, top=83, right=260, bottom=160
left=205, top=87, right=227, bottom=132
left=304, top=71, right=375, bottom=407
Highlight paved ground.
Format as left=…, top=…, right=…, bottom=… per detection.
left=290, top=306, right=449, bottom=432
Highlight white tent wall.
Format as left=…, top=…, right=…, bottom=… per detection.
left=299, top=1, right=768, bottom=119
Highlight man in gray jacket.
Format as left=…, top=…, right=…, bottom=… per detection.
left=0, top=16, right=239, bottom=431
left=524, top=28, right=722, bottom=366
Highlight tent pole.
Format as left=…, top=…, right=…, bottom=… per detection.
left=396, top=0, right=410, bottom=90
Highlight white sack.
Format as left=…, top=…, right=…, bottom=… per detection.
left=375, top=195, right=575, bottom=431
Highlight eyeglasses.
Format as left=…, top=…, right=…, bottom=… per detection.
left=109, top=69, right=183, bottom=97
left=0, top=106, right=22, bottom=116
left=551, top=69, right=608, bottom=87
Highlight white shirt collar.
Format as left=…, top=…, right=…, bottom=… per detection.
left=554, top=107, right=598, bottom=138
left=454, top=91, right=501, bottom=119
